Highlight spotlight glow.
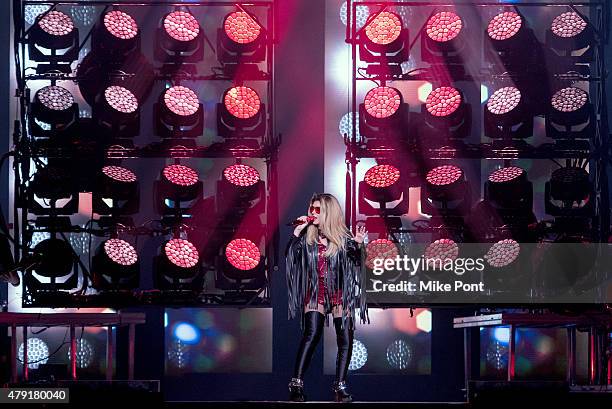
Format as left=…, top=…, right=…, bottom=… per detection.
left=364, top=86, right=401, bottom=119
left=365, top=11, right=402, bottom=45
left=164, top=11, right=200, bottom=42
left=364, top=164, right=400, bottom=188
left=426, top=11, right=462, bottom=42
left=487, top=11, right=522, bottom=41
left=551, top=87, right=588, bottom=113
left=425, top=86, right=462, bottom=117
left=225, top=238, right=261, bottom=270
left=104, top=10, right=138, bottom=40
left=104, top=239, right=138, bottom=266
left=224, top=86, right=261, bottom=119
left=551, top=12, right=587, bottom=38
left=223, top=164, right=260, bottom=187
left=164, top=86, right=200, bottom=117
left=36, top=85, right=74, bottom=111
left=165, top=239, right=200, bottom=268
left=224, top=11, right=261, bottom=44
left=102, top=165, right=137, bottom=183
left=426, top=165, right=463, bottom=186
left=488, top=166, right=524, bottom=183
left=487, top=87, right=521, bottom=115
left=174, top=322, right=200, bottom=344
left=104, top=86, right=138, bottom=114
left=163, top=164, right=199, bottom=187
left=38, top=10, right=74, bottom=37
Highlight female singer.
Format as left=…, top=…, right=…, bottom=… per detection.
left=286, top=193, right=369, bottom=402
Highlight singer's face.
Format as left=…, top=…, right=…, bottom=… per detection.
left=309, top=200, right=321, bottom=225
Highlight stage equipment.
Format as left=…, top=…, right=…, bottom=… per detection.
left=215, top=235, right=266, bottom=297
left=30, top=85, right=79, bottom=142
left=156, top=10, right=204, bottom=69
left=27, top=10, right=79, bottom=73
left=92, top=9, right=140, bottom=61
left=358, top=10, right=409, bottom=76
left=216, top=163, right=265, bottom=225
left=421, top=164, right=471, bottom=218
left=217, top=10, right=266, bottom=78
left=359, top=86, right=410, bottom=146
left=359, top=164, right=408, bottom=217
left=24, top=237, right=78, bottom=291
left=30, top=164, right=78, bottom=216
left=545, top=86, right=594, bottom=140
left=92, top=165, right=140, bottom=221
left=217, top=85, right=266, bottom=144
left=155, top=85, right=204, bottom=141
left=484, top=86, right=533, bottom=140
left=154, top=164, right=203, bottom=219
left=484, top=166, right=533, bottom=216
left=365, top=238, right=400, bottom=271
left=93, top=84, right=141, bottom=139
left=421, top=10, right=470, bottom=77
left=545, top=166, right=592, bottom=218
left=154, top=237, right=203, bottom=291
left=546, top=11, right=594, bottom=60
left=420, top=85, right=471, bottom=143
left=92, top=238, right=139, bottom=290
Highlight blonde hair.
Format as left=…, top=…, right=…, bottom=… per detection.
left=305, top=193, right=351, bottom=257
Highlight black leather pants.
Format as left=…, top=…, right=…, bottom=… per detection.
left=293, top=310, right=325, bottom=379
left=333, top=316, right=354, bottom=383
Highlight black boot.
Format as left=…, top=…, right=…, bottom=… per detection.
left=289, top=310, right=325, bottom=402
left=333, top=317, right=354, bottom=402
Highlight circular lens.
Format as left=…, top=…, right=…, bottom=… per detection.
left=104, top=238, right=138, bottom=266
left=551, top=87, right=588, bottom=113
left=485, top=239, right=520, bottom=268
left=425, top=86, right=462, bottom=117
left=224, top=86, right=261, bottom=119
left=364, top=86, right=401, bottom=119
left=487, top=87, right=521, bottom=115
left=487, top=11, right=522, bottom=41
left=426, top=165, right=463, bottom=186
left=225, top=238, right=261, bottom=270
left=365, top=239, right=399, bottom=270
left=104, top=10, right=138, bottom=40
left=104, top=86, right=138, bottom=114
left=551, top=11, right=587, bottom=38
left=102, top=165, right=137, bottom=183
left=424, top=238, right=459, bottom=267
left=38, top=10, right=74, bottom=37
left=165, top=238, right=199, bottom=268
left=164, top=86, right=200, bottom=117
left=37, top=85, right=74, bottom=111
left=163, top=164, right=199, bottom=187
left=224, top=11, right=261, bottom=44
left=365, top=11, right=402, bottom=45
left=488, top=166, right=524, bottom=183
left=426, top=11, right=462, bottom=42
left=223, top=164, right=260, bottom=187
left=364, top=164, right=400, bottom=188
left=164, top=11, right=200, bottom=42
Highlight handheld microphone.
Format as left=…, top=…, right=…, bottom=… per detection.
left=286, top=216, right=315, bottom=227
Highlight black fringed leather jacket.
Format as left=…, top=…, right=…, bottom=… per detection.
left=285, top=232, right=369, bottom=330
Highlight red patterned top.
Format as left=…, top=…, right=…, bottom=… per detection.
left=305, top=242, right=342, bottom=306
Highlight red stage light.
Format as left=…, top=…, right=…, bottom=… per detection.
left=164, top=86, right=200, bottom=117
left=365, top=238, right=399, bottom=270
left=162, top=164, right=199, bottom=187
left=102, top=165, right=137, bottom=183
left=165, top=238, right=199, bottom=268
left=486, top=87, right=521, bottom=115
left=104, top=10, right=138, bottom=40
left=36, top=85, right=74, bottom=111
left=364, top=164, right=400, bottom=188
left=104, top=238, right=138, bottom=266
left=424, top=238, right=459, bottom=265
left=426, top=165, right=463, bottom=186
left=425, top=86, right=462, bottom=117
left=487, top=11, right=522, bottom=41
left=104, top=86, right=138, bottom=114
left=163, top=11, right=200, bottom=42
left=551, top=11, right=587, bottom=39
left=551, top=87, right=588, bottom=113
left=365, top=11, right=402, bottom=45
left=426, top=11, right=462, bottom=43
left=38, top=10, right=74, bottom=37
left=484, top=238, right=520, bottom=268
left=488, top=166, right=524, bottom=183
left=224, top=86, right=261, bottom=119
left=225, top=238, right=261, bottom=270
left=223, top=164, right=260, bottom=187
left=364, top=86, right=401, bottom=119
left=224, top=11, right=261, bottom=44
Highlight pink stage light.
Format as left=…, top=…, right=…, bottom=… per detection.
left=165, top=238, right=200, bottom=268
left=225, top=238, right=261, bottom=270
left=488, top=166, right=524, bottom=183
left=102, top=165, right=137, bottom=183
left=486, top=87, right=521, bottom=115
left=426, top=11, right=462, bottom=43
left=224, top=11, right=261, bottom=44
left=551, top=87, right=588, bottom=113
left=485, top=239, right=520, bottom=268
left=365, top=238, right=399, bottom=270
left=104, top=10, right=138, bottom=40
left=487, top=11, right=522, bottom=41
left=104, top=239, right=138, bottom=266
left=162, top=164, right=199, bottom=187
left=104, top=86, right=138, bottom=114
left=365, top=11, right=402, bottom=45
left=36, top=85, right=74, bottom=111
left=425, top=86, right=462, bottom=117
left=424, top=238, right=459, bottom=266
left=551, top=11, right=587, bottom=39
left=223, top=164, right=260, bottom=187
left=364, top=164, right=400, bottom=188
left=364, top=86, right=401, bottom=119
left=164, top=86, right=200, bottom=117
left=224, top=86, right=261, bottom=119
left=426, top=165, right=463, bottom=186
left=163, top=11, right=200, bottom=42
left=38, top=10, right=74, bottom=37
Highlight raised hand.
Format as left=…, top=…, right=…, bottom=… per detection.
left=354, top=225, right=368, bottom=244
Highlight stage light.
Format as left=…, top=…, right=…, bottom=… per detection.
left=423, top=238, right=459, bottom=269
left=93, top=85, right=141, bottom=139
left=25, top=4, right=51, bottom=25
left=92, top=238, right=139, bottom=290
left=359, top=164, right=408, bottom=216
left=217, top=86, right=266, bottom=142
left=349, top=339, right=368, bottom=371
left=67, top=339, right=94, bottom=369
left=155, top=238, right=203, bottom=290
left=156, top=85, right=204, bottom=141
left=546, top=86, right=593, bottom=140
left=420, top=85, right=470, bottom=142
left=93, top=165, right=140, bottom=220
left=217, top=11, right=266, bottom=76
left=386, top=339, right=413, bottom=370
left=30, top=165, right=78, bottom=215
left=216, top=163, right=265, bottom=232
left=365, top=238, right=399, bottom=271
left=92, top=10, right=140, bottom=59
left=485, top=10, right=541, bottom=71
left=18, top=338, right=49, bottom=369
left=359, top=86, right=409, bottom=144
left=487, top=11, right=522, bottom=42
left=484, top=166, right=533, bottom=214
left=174, top=322, right=200, bottom=344
left=484, top=238, right=520, bottom=268
left=155, top=164, right=203, bottom=218
left=24, top=237, right=78, bottom=292
left=340, top=1, right=370, bottom=30
left=225, top=238, right=261, bottom=272
left=484, top=86, right=533, bottom=140
left=358, top=11, right=409, bottom=75
left=30, top=85, right=79, bottom=141
left=27, top=10, right=79, bottom=72
left=421, top=165, right=470, bottom=217
left=545, top=166, right=592, bottom=217
left=546, top=11, right=593, bottom=59
left=422, top=10, right=468, bottom=68
left=156, top=10, right=204, bottom=68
